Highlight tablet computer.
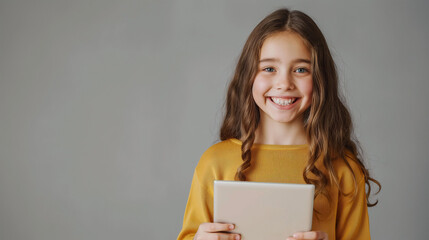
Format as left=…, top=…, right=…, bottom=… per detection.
left=213, top=180, right=314, bottom=240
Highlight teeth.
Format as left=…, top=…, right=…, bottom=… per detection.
left=271, top=97, right=296, bottom=106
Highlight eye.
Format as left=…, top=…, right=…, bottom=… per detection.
left=263, top=67, right=276, bottom=72
left=294, top=67, right=309, bottom=73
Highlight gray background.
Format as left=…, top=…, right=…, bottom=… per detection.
left=0, top=0, right=428, bottom=239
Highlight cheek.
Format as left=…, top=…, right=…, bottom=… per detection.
left=298, top=78, right=313, bottom=109
left=251, top=83, right=261, bottom=104
left=301, top=78, right=313, bottom=99
left=252, top=76, right=270, bottom=99
left=252, top=78, right=267, bottom=107
left=306, top=84, right=313, bottom=99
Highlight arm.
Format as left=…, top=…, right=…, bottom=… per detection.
left=335, top=176, right=371, bottom=239
left=288, top=157, right=371, bottom=240
left=177, top=170, right=240, bottom=240
left=177, top=170, right=211, bottom=240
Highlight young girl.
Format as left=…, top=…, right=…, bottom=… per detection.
left=177, top=8, right=380, bottom=240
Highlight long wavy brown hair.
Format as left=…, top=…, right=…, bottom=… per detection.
left=220, top=8, right=380, bottom=206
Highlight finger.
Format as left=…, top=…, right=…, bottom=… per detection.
left=199, top=222, right=235, bottom=233
left=205, top=232, right=240, bottom=240
left=292, top=231, right=328, bottom=240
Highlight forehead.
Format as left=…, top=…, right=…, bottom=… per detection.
left=260, top=31, right=311, bottom=61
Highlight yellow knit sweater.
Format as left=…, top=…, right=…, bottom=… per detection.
left=178, top=139, right=370, bottom=240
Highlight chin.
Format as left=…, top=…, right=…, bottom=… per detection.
left=268, top=112, right=305, bottom=124
left=270, top=116, right=297, bottom=124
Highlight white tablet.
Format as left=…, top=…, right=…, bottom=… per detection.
left=213, top=180, right=314, bottom=240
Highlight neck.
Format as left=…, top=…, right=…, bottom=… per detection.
left=254, top=116, right=308, bottom=145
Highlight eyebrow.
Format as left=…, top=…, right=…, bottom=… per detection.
left=259, top=58, right=311, bottom=64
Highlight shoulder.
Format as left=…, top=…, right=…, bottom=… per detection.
left=198, top=139, right=241, bottom=165
left=195, top=139, right=242, bottom=181
left=331, top=151, right=366, bottom=192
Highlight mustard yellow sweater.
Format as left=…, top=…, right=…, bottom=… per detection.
left=177, top=139, right=370, bottom=240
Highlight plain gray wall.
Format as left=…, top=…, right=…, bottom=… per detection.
left=0, top=0, right=428, bottom=239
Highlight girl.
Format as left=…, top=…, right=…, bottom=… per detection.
left=177, top=8, right=380, bottom=240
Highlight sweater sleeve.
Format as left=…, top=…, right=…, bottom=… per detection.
left=335, top=174, right=371, bottom=239
left=177, top=169, right=213, bottom=240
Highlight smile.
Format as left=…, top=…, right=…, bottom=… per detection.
left=270, top=97, right=298, bottom=106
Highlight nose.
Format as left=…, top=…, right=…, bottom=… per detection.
left=275, top=72, right=294, bottom=90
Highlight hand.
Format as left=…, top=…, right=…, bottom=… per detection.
left=286, top=231, right=328, bottom=240
left=194, top=223, right=241, bottom=240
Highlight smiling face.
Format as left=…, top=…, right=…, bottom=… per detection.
left=252, top=31, right=313, bottom=126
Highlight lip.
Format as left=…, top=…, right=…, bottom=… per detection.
left=269, top=96, right=298, bottom=99
left=268, top=97, right=300, bottom=110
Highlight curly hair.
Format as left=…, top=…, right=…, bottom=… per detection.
left=220, top=8, right=380, bottom=206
